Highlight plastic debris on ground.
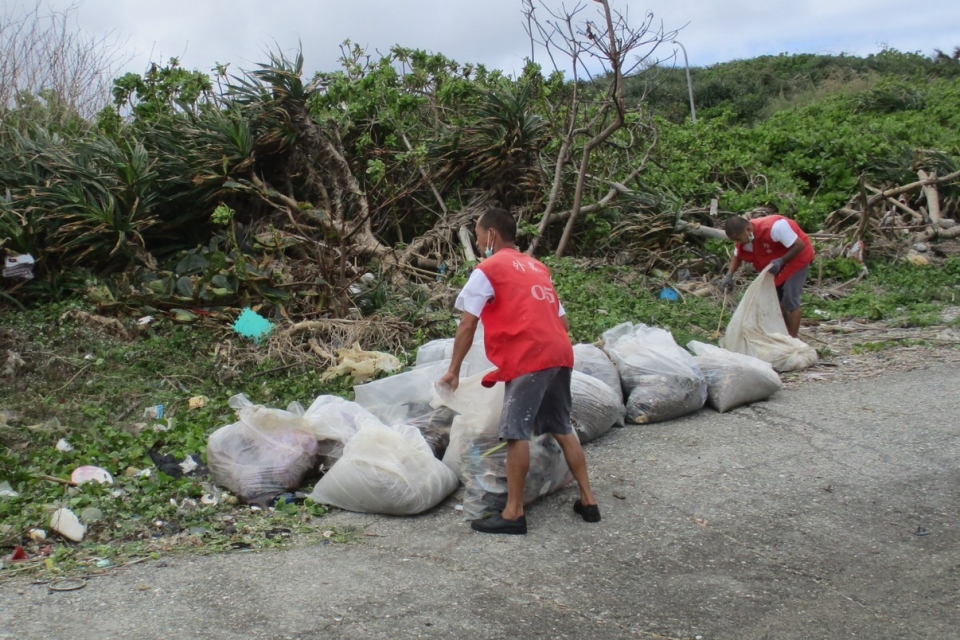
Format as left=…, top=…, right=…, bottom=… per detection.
left=309, top=423, right=459, bottom=516
left=434, top=369, right=572, bottom=521
left=688, top=341, right=783, bottom=413
left=0, top=481, right=18, bottom=498
left=55, top=438, right=74, bottom=452
left=3, top=254, right=35, bottom=280
left=318, top=342, right=401, bottom=383
left=720, top=265, right=818, bottom=372
left=148, top=450, right=208, bottom=478
left=50, top=508, right=86, bottom=542
left=603, top=323, right=707, bottom=424
left=70, top=466, right=113, bottom=485
left=570, top=370, right=622, bottom=443
left=188, top=396, right=208, bottom=410
left=233, top=308, right=274, bottom=343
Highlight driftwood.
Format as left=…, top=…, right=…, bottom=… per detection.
left=824, top=167, right=960, bottom=257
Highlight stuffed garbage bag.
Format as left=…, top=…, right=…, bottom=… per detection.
left=572, top=343, right=622, bottom=400
left=603, top=323, right=707, bottom=424
left=570, top=370, right=621, bottom=442
left=207, top=398, right=319, bottom=504
left=688, top=341, right=782, bottom=413
left=720, top=266, right=818, bottom=372
left=434, top=369, right=572, bottom=520
left=309, top=423, right=458, bottom=515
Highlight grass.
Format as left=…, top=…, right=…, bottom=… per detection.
left=806, top=257, right=960, bottom=326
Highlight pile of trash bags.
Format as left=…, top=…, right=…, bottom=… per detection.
left=207, top=319, right=784, bottom=519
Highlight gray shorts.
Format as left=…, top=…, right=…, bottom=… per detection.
left=499, top=367, right=576, bottom=441
left=776, top=265, right=809, bottom=312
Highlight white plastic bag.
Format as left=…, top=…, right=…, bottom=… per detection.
left=300, top=395, right=386, bottom=467
left=572, top=343, right=622, bottom=399
left=207, top=397, right=319, bottom=504
left=603, top=323, right=707, bottom=424
left=354, top=361, right=457, bottom=458
left=570, top=370, right=621, bottom=442
left=433, top=369, right=572, bottom=520
left=720, top=266, right=818, bottom=372
left=415, top=321, right=493, bottom=372
left=309, top=423, right=458, bottom=515
left=354, top=361, right=450, bottom=427
left=688, top=341, right=783, bottom=413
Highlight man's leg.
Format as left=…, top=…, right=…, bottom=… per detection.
left=553, top=433, right=597, bottom=507
left=502, top=439, right=530, bottom=520
left=784, top=307, right=802, bottom=338
left=779, top=265, right=809, bottom=339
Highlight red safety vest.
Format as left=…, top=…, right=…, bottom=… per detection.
left=475, top=248, right=574, bottom=386
left=736, top=215, right=816, bottom=287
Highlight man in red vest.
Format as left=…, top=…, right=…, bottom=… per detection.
left=437, top=208, right=599, bottom=535
left=722, top=212, right=816, bottom=338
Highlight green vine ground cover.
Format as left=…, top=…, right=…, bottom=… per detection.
left=2, top=257, right=958, bottom=579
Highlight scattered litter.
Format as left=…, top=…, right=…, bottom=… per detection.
left=48, top=578, right=86, bottom=592
left=137, top=315, right=155, bottom=326
left=689, top=341, right=783, bottom=413
left=51, top=508, right=86, bottom=542
left=721, top=266, right=818, bottom=372
left=659, top=286, right=680, bottom=301
left=233, top=308, right=273, bottom=343
left=188, top=396, right=208, bottom=410
left=55, top=438, right=74, bottom=452
left=143, top=405, right=165, bottom=420
left=148, top=450, right=207, bottom=478
left=905, top=251, right=930, bottom=266
left=95, top=559, right=113, bottom=568
left=914, top=526, right=931, bottom=537
left=319, top=342, right=401, bottom=383
left=3, top=254, right=35, bottom=280
left=70, top=466, right=113, bottom=485
left=0, top=481, right=18, bottom=498
left=80, top=507, right=103, bottom=523
left=9, top=546, right=29, bottom=562
left=28, top=529, right=46, bottom=542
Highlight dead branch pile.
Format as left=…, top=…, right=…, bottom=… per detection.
left=823, top=169, right=960, bottom=259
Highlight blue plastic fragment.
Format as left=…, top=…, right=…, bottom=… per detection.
left=659, top=287, right=680, bottom=301
left=233, top=308, right=273, bottom=343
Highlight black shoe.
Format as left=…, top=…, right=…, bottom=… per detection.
left=471, top=513, right=528, bottom=535
left=573, top=499, right=601, bottom=523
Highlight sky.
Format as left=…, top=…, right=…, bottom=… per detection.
left=28, top=0, right=960, bottom=79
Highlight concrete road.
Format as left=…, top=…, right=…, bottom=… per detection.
left=2, top=363, right=957, bottom=640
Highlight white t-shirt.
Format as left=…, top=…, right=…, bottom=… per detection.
left=735, top=218, right=798, bottom=256
left=455, top=269, right=566, bottom=318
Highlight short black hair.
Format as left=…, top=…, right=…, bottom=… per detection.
left=478, top=207, right=517, bottom=242
left=724, top=216, right=750, bottom=238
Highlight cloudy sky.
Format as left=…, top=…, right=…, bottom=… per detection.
left=36, top=0, right=960, bottom=78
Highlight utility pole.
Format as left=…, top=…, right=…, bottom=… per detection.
left=672, top=40, right=697, bottom=124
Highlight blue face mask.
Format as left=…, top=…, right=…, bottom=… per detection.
left=484, top=234, right=495, bottom=258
